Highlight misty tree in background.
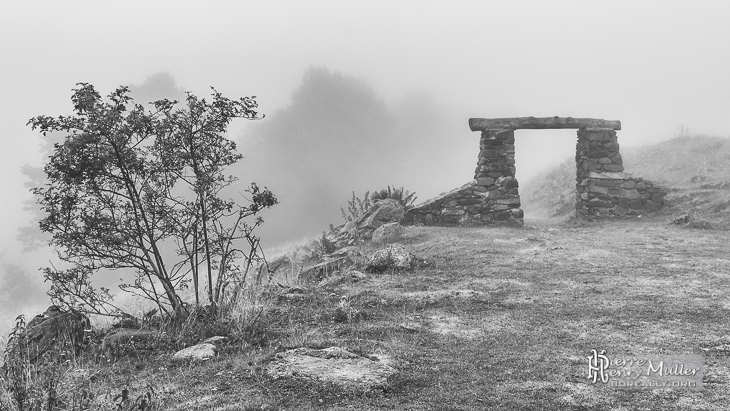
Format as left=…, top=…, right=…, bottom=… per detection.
left=257, top=66, right=395, bottom=171
left=27, top=83, right=276, bottom=318
left=128, top=71, right=186, bottom=104
left=241, top=67, right=397, bottom=242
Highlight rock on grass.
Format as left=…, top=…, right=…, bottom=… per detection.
left=366, top=244, right=415, bottom=273
left=173, top=343, right=217, bottom=361
left=266, top=347, right=396, bottom=390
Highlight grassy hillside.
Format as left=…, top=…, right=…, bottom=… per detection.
left=521, top=134, right=730, bottom=228
left=4, top=217, right=730, bottom=410
left=3, top=134, right=730, bottom=410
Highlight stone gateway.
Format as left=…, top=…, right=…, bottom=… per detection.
left=407, top=116, right=667, bottom=226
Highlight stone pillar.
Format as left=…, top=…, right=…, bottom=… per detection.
left=474, top=129, right=522, bottom=222
left=475, top=129, right=516, bottom=184
left=575, top=128, right=666, bottom=217
left=575, top=127, right=624, bottom=181
left=575, top=128, right=624, bottom=216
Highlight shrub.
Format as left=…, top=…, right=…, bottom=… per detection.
left=28, top=84, right=276, bottom=319
left=372, top=185, right=417, bottom=208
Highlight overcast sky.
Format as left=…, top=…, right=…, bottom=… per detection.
left=1, top=1, right=729, bottom=315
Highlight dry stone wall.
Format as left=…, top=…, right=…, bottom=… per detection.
left=407, top=129, right=523, bottom=226
left=575, top=128, right=667, bottom=217
left=577, top=171, right=666, bottom=217
left=406, top=117, right=667, bottom=226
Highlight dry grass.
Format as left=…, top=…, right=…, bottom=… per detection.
left=3, top=216, right=730, bottom=409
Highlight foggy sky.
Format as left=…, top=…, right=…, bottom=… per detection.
left=1, top=1, right=729, bottom=320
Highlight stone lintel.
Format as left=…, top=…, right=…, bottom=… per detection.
left=469, top=117, right=621, bottom=132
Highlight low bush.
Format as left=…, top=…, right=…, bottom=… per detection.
left=372, top=185, right=417, bottom=208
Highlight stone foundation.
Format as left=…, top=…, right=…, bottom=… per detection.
left=577, top=172, right=667, bottom=217
left=406, top=117, right=667, bottom=226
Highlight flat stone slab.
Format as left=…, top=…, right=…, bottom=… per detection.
left=173, top=343, right=216, bottom=361
left=266, top=347, right=396, bottom=390
left=469, top=116, right=621, bottom=131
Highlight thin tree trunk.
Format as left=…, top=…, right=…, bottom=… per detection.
left=192, top=219, right=199, bottom=306
left=200, top=192, right=214, bottom=306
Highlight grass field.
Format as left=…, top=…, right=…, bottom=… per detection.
left=248, top=216, right=729, bottom=410
left=13, top=213, right=724, bottom=410
left=3, top=134, right=730, bottom=410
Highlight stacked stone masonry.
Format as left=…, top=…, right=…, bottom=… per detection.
left=574, top=127, right=667, bottom=217
left=406, top=117, right=667, bottom=227
left=408, top=129, right=523, bottom=226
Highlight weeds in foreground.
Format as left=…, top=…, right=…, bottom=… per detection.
left=341, top=191, right=372, bottom=223
left=0, top=271, right=282, bottom=410
left=220, top=282, right=280, bottom=347
left=333, top=295, right=358, bottom=323
left=1, top=315, right=81, bottom=411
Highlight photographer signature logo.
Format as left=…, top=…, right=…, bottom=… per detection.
left=588, top=349, right=609, bottom=383
left=587, top=350, right=703, bottom=389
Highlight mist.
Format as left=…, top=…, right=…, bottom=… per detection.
left=1, top=1, right=729, bottom=327
left=0, top=255, right=49, bottom=332
left=234, top=67, right=476, bottom=245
